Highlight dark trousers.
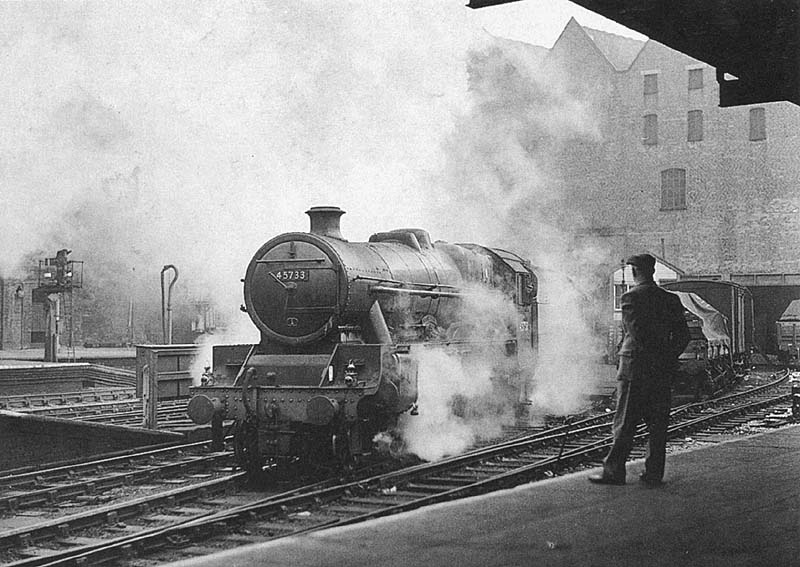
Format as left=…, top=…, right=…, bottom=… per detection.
left=602, top=356, right=672, bottom=481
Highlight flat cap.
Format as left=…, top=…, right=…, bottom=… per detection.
left=625, top=253, right=656, bottom=273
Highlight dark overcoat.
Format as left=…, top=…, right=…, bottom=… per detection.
left=618, top=281, right=690, bottom=369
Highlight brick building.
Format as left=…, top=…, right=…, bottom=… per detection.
left=544, top=19, right=800, bottom=353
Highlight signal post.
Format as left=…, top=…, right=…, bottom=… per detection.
left=34, top=249, right=82, bottom=363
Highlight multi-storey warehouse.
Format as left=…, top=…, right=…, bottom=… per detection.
left=546, top=18, right=800, bottom=354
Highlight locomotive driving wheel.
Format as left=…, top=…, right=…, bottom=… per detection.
left=233, top=418, right=263, bottom=479
left=332, top=424, right=358, bottom=470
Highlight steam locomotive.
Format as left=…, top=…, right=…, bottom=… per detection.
left=187, top=207, right=537, bottom=474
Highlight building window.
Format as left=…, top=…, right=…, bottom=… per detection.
left=643, top=114, right=658, bottom=145
left=661, top=168, right=686, bottom=210
left=643, top=73, right=658, bottom=95
left=687, top=110, right=704, bottom=142
left=749, top=107, right=766, bottom=141
left=688, top=68, right=704, bottom=90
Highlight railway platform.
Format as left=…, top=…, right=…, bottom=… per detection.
left=170, top=424, right=800, bottom=567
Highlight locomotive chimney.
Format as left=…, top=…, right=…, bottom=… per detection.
left=306, top=206, right=345, bottom=240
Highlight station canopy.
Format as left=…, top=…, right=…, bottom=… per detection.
left=469, top=0, right=800, bottom=107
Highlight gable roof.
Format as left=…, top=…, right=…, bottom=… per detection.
left=549, top=17, right=616, bottom=72
left=780, top=299, right=800, bottom=322
left=583, top=26, right=646, bottom=71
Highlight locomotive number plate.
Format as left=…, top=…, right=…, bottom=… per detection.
left=271, top=269, right=309, bottom=282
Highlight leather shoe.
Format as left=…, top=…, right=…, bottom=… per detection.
left=588, top=474, right=625, bottom=485
left=639, top=473, right=663, bottom=487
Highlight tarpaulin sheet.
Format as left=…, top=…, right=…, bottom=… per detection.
left=672, top=291, right=731, bottom=349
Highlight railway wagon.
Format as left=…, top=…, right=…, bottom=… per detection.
left=662, top=280, right=753, bottom=370
left=661, top=280, right=753, bottom=400
left=669, top=291, right=740, bottom=399
left=776, top=299, right=800, bottom=363
left=187, top=207, right=537, bottom=474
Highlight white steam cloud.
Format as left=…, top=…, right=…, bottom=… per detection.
left=400, top=285, right=524, bottom=462
left=400, top=348, right=505, bottom=461
left=0, top=1, right=486, bottom=341
left=430, top=40, right=611, bottom=418
left=4, top=4, right=612, bottom=419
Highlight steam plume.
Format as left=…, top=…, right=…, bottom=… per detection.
left=400, top=285, right=522, bottom=461
left=0, top=2, right=484, bottom=339
left=429, top=39, right=610, bottom=419
left=2, top=4, right=612, bottom=421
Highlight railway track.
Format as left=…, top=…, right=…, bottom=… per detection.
left=0, top=440, right=244, bottom=565
left=0, top=389, right=136, bottom=411
left=0, top=371, right=790, bottom=566
left=11, top=399, right=193, bottom=431
left=72, top=401, right=192, bottom=429
left=0, top=441, right=237, bottom=514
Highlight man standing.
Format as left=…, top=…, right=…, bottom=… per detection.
left=590, top=253, right=690, bottom=486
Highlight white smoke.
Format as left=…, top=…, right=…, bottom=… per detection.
left=3, top=4, right=613, bottom=414
left=429, top=39, right=611, bottom=418
left=374, top=39, right=612, bottom=448
left=399, top=285, right=523, bottom=461
left=189, top=312, right=258, bottom=386
left=0, top=2, right=486, bottom=339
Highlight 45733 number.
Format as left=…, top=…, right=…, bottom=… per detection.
left=271, top=269, right=309, bottom=282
